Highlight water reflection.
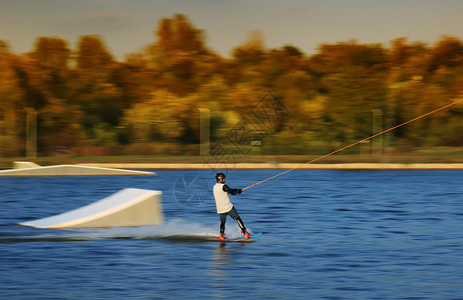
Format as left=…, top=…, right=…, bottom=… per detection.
left=209, top=244, right=231, bottom=298
left=211, top=244, right=230, bottom=272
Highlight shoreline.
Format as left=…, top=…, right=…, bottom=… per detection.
left=77, top=162, right=463, bottom=169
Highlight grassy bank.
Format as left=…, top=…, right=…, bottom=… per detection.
left=1, top=147, right=463, bottom=169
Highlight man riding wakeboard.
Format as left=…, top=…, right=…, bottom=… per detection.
left=213, top=173, right=251, bottom=240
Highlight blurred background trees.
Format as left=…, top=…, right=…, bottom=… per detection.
left=1, top=14, right=463, bottom=157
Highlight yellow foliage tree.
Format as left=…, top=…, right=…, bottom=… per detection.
left=122, top=90, right=192, bottom=143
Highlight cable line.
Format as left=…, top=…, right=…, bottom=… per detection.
left=242, top=97, right=463, bottom=191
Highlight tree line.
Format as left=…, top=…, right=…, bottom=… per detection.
left=1, top=13, right=463, bottom=157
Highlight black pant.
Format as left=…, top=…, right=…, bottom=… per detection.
left=219, top=206, right=246, bottom=234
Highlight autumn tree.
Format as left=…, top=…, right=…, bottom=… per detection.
left=306, top=41, right=389, bottom=147
left=3, top=14, right=463, bottom=157
left=121, top=89, right=193, bottom=144
left=38, top=97, right=83, bottom=151
left=70, top=35, right=124, bottom=145
left=389, top=38, right=430, bottom=83
left=151, top=14, right=219, bottom=96
left=31, top=36, right=70, bottom=100
left=430, top=36, right=463, bottom=71
left=0, top=41, right=24, bottom=156
left=26, top=37, right=83, bottom=153
left=232, top=30, right=265, bottom=66
left=76, top=35, right=113, bottom=71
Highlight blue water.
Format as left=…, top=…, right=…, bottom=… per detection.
left=1, top=169, right=462, bottom=299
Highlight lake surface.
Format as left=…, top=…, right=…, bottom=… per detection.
left=1, top=169, right=462, bottom=299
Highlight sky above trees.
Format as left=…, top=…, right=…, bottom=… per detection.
left=2, top=0, right=463, bottom=59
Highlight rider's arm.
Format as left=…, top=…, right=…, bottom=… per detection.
left=222, top=184, right=242, bottom=195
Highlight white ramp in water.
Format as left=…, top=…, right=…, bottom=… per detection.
left=20, top=188, right=163, bottom=229
left=0, top=162, right=154, bottom=176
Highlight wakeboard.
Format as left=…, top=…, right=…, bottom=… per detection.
left=209, top=232, right=262, bottom=243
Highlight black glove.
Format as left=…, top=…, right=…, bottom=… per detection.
left=238, top=189, right=242, bottom=194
